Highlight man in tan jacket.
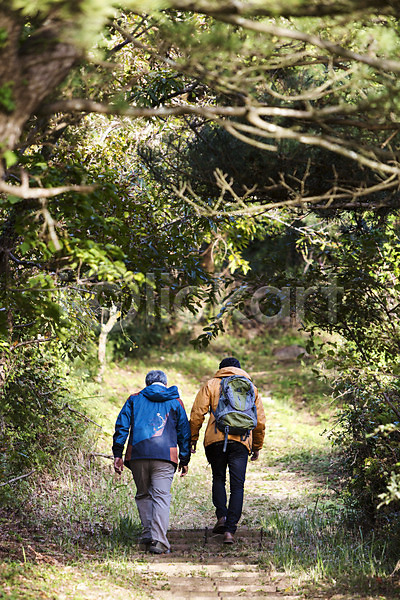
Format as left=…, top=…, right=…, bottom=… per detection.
left=190, top=357, right=266, bottom=544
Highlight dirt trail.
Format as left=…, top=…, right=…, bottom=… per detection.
left=135, top=387, right=337, bottom=600
left=105, top=376, right=335, bottom=599
left=138, top=528, right=304, bottom=600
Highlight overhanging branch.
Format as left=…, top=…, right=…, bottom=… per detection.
left=0, top=178, right=96, bottom=200
left=39, top=98, right=248, bottom=119
left=171, top=0, right=399, bottom=19
left=39, top=98, right=400, bottom=172
left=214, top=14, right=400, bottom=74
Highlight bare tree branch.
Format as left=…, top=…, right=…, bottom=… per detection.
left=39, top=97, right=400, bottom=176
left=89, top=452, right=113, bottom=459
left=39, top=98, right=248, bottom=119
left=232, top=117, right=400, bottom=176
left=110, top=15, right=153, bottom=52
left=174, top=169, right=400, bottom=217
left=171, top=0, right=399, bottom=19
left=8, top=252, right=42, bottom=269
left=0, top=178, right=96, bottom=200
left=10, top=337, right=57, bottom=350
left=0, top=470, right=35, bottom=487
left=65, top=405, right=103, bottom=429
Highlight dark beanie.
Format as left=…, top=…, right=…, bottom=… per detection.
left=219, top=357, right=241, bottom=369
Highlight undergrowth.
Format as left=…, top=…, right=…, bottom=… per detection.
left=258, top=507, right=398, bottom=593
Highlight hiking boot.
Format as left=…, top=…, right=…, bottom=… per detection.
left=223, top=531, right=235, bottom=544
left=138, top=537, right=152, bottom=551
left=212, top=516, right=226, bottom=534
left=149, top=541, right=171, bottom=554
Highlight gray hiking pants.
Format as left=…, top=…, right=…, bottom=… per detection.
left=129, top=459, right=175, bottom=550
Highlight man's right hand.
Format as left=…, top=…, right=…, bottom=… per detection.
left=190, top=441, right=197, bottom=454
left=114, top=457, right=124, bottom=474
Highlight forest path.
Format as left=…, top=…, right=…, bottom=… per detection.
left=94, top=360, right=339, bottom=600
left=95, top=359, right=348, bottom=600
left=3, top=347, right=392, bottom=599
left=141, top=528, right=302, bottom=600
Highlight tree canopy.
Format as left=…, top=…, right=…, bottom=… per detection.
left=3, top=0, right=400, bottom=195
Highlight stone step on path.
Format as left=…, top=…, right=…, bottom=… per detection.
left=135, top=529, right=301, bottom=600
left=149, top=527, right=267, bottom=558
left=140, top=560, right=300, bottom=599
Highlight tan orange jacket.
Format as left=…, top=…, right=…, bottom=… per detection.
left=190, top=366, right=266, bottom=453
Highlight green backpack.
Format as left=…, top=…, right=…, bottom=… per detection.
left=212, top=375, right=257, bottom=451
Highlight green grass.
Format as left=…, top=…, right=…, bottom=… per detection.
left=258, top=508, right=396, bottom=597
left=0, top=558, right=156, bottom=600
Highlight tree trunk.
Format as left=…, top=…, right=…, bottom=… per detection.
left=0, top=9, right=79, bottom=159
left=96, top=305, right=121, bottom=383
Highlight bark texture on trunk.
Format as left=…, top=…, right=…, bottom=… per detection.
left=0, top=8, right=79, bottom=278
left=0, top=8, right=79, bottom=155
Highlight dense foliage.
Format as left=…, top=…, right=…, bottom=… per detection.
left=0, top=343, right=89, bottom=502
left=290, top=213, right=400, bottom=520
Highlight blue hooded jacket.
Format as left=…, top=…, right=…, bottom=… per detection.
left=112, top=384, right=191, bottom=467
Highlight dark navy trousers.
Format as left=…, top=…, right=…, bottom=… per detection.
left=205, top=441, right=249, bottom=534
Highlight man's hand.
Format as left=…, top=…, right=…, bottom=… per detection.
left=114, top=457, right=124, bottom=474
left=190, top=441, right=197, bottom=454
left=250, top=450, right=259, bottom=462
left=178, top=463, right=189, bottom=477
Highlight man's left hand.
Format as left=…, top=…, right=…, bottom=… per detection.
left=178, top=463, right=189, bottom=477
left=114, top=457, right=124, bottom=474
left=250, top=450, right=259, bottom=462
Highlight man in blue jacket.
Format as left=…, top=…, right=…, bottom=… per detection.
left=112, top=369, right=191, bottom=554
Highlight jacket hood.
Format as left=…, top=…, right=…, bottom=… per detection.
left=213, top=366, right=252, bottom=380
left=141, top=384, right=180, bottom=402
